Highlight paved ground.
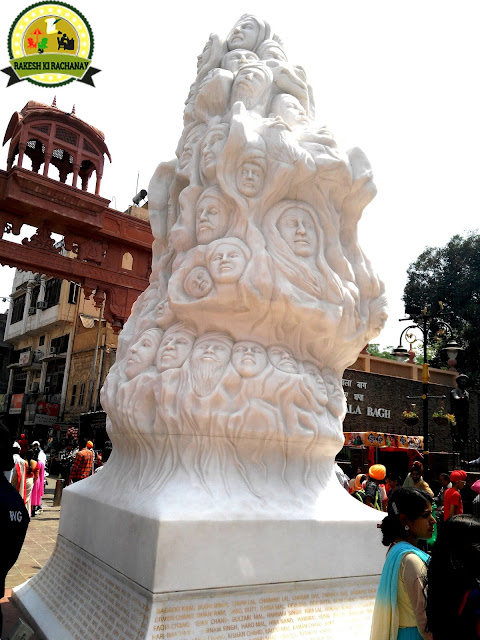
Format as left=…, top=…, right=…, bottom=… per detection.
left=5, top=476, right=61, bottom=590
left=1, top=476, right=62, bottom=639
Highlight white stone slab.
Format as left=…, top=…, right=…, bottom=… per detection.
left=14, top=537, right=380, bottom=640
left=57, top=478, right=386, bottom=593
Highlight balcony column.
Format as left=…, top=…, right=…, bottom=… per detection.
left=17, top=142, right=27, bottom=168
left=43, top=145, right=53, bottom=177
left=72, top=163, right=80, bottom=188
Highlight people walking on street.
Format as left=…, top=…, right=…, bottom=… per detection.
left=425, top=515, right=480, bottom=639
left=434, top=472, right=451, bottom=522
left=31, top=440, right=46, bottom=465
left=403, top=461, right=434, bottom=497
left=11, top=443, right=27, bottom=504
left=24, top=449, right=39, bottom=516
left=365, top=464, right=387, bottom=511
left=0, top=424, right=29, bottom=639
left=18, top=433, right=28, bottom=457
left=30, top=454, right=45, bottom=517
left=370, top=487, right=435, bottom=640
left=472, top=479, right=480, bottom=520
left=67, top=438, right=94, bottom=484
left=443, top=470, right=467, bottom=521
left=386, top=473, right=402, bottom=499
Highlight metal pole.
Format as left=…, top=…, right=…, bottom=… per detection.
left=92, top=333, right=106, bottom=412
left=422, top=313, right=429, bottom=453
left=86, top=302, right=103, bottom=412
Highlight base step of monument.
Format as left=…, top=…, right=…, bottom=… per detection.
left=14, top=536, right=379, bottom=640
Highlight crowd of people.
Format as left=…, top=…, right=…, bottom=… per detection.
left=3, top=430, right=113, bottom=515
left=347, top=462, right=480, bottom=639
left=5, top=435, right=46, bottom=517
left=2, top=423, right=479, bottom=638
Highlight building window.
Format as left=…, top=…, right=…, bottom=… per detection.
left=39, top=335, right=45, bottom=346
left=44, top=278, right=62, bottom=309
left=121, top=252, right=133, bottom=270
left=78, top=382, right=86, bottom=406
left=12, top=371, right=28, bottom=394
left=70, top=384, right=77, bottom=407
left=68, top=282, right=80, bottom=304
left=30, top=285, right=40, bottom=310
left=11, top=294, right=26, bottom=324
left=50, top=334, right=70, bottom=354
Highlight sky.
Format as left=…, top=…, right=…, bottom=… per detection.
left=0, top=0, right=479, bottom=352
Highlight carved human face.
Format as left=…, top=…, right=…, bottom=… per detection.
left=303, top=361, right=328, bottom=402
left=267, top=346, right=299, bottom=373
left=231, top=65, right=272, bottom=105
left=125, top=333, right=159, bottom=379
left=223, top=49, right=259, bottom=73
left=155, top=298, right=176, bottom=330
left=303, top=361, right=324, bottom=387
left=271, top=94, right=309, bottom=129
left=157, top=331, right=195, bottom=372
left=192, top=338, right=232, bottom=367
left=232, top=341, right=267, bottom=378
left=197, top=38, right=212, bottom=71
left=323, top=370, right=345, bottom=404
left=196, top=193, right=232, bottom=244
left=278, top=208, right=318, bottom=257
left=372, top=311, right=388, bottom=334
left=260, top=43, right=287, bottom=62
left=200, top=128, right=228, bottom=180
left=179, top=126, right=206, bottom=172
left=191, top=336, right=233, bottom=396
left=184, top=267, right=213, bottom=299
left=236, top=157, right=265, bottom=198
left=227, top=17, right=260, bottom=50
left=208, top=243, right=247, bottom=284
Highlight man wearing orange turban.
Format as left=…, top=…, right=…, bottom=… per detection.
left=364, top=464, right=386, bottom=510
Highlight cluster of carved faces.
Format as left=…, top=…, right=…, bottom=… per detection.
left=132, top=14, right=385, bottom=403
left=175, top=14, right=309, bottom=192
left=182, top=237, right=250, bottom=299
left=160, top=15, right=339, bottom=316
left=125, top=328, right=336, bottom=390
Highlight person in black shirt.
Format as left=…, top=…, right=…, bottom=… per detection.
left=0, top=424, right=29, bottom=638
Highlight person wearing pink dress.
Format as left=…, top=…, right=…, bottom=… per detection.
left=30, top=458, right=45, bottom=516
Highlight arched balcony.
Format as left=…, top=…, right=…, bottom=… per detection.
left=3, top=100, right=111, bottom=195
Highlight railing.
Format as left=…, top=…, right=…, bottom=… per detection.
left=349, top=352, right=458, bottom=386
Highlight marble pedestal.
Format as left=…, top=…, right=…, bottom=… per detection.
left=13, top=475, right=385, bottom=640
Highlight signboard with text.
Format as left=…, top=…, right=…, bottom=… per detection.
left=34, top=401, right=61, bottom=426
left=344, top=432, right=424, bottom=450
left=9, top=393, right=24, bottom=414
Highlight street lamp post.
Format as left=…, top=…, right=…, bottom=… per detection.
left=391, top=303, right=462, bottom=453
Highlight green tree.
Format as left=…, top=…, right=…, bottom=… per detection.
left=367, top=343, right=395, bottom=360
left=403, top=232, right=480, bottom=384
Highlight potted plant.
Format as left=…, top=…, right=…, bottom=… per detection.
left=432, top=405, right=456, bottom=427
left=402, top=409, right=419, bottom=426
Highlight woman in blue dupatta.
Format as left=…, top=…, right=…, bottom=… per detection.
left=370, top=488, right=435, bottom=640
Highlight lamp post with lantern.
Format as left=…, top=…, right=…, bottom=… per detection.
left=391, top=303, right=463, bottom=453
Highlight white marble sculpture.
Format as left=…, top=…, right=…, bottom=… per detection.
left=101, top=13, right=387, bottom=515
left=15, top=18, right=389, bottom=640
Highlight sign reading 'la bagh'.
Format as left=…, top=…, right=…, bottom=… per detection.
left=342, top=378, right=391, bottom=419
